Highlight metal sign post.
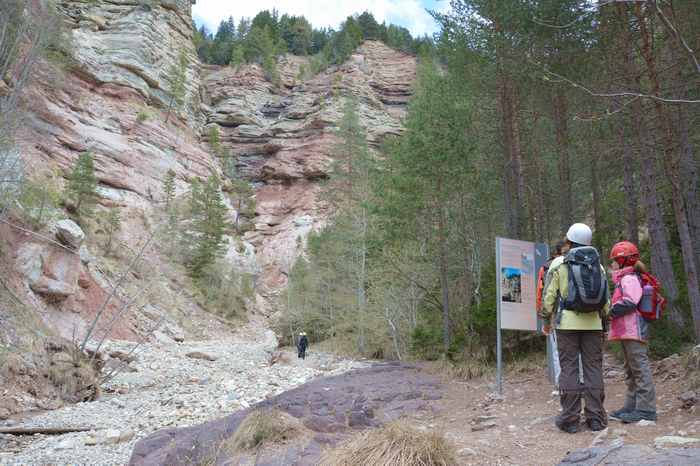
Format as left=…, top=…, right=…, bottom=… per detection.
left=495, top=237, right=503, bottom=394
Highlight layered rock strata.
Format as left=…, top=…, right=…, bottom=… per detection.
left=203, top=41, right=416, bottom=298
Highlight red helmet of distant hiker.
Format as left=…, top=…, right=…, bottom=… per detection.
left=609, top=241, right=640, bottom=266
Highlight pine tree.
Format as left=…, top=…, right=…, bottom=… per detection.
left=208, top=126, right=222, bottom=156
left=230, top=44, right=245, bottom=70
left=163, top=169, right=176, bottom=207
left=103, top=208, right=121, bottom=255
left=65, top=151, right=98, bottom=218
left=185, top=175, right=229, bottom=280
left=165, top=51, right=188, bottom=123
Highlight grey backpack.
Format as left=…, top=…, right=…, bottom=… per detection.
left=561, top=246, right=608, bottom=312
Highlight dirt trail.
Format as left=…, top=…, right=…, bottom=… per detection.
left=129, top=350, right=699, bottom=466
left=412, top=353, right=699, bottom=465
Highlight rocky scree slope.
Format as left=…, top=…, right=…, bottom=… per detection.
left=1, top=0, right=252, bottom=418
left=2, top=329, right=366, bottom=466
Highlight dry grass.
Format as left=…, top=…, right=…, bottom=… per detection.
left=42, top=338, right=101, bottom=403
left=319, top=421, right=458, bottom=466
left=226, top=409, right=304, bottom=452
left=424, top=358, right=493, bottom=382
left=683, top=345, right=700, bottom=390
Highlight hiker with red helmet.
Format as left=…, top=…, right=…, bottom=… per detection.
left=607, top=241, right=658, bottom=423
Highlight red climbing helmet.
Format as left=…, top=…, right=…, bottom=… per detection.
left=610, top=241, right=640, bottom=265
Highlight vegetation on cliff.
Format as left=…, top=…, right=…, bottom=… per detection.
left=279, top=0, right=700, bottom=361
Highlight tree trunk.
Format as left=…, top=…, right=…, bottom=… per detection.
left=509, top=82, right=525, bottom=238
left=618, top=117, right=639, bottom=244
left=637, top=4, right=700, bottom=339
left=590, top=146, right=601, bottom=235
left=530, top=113, right=547, bottom=243
left=437, top=202, right=450, bottom=354
left=552, top=89, right=573, bottom=233
left=668, top=37, right=700, bottom=271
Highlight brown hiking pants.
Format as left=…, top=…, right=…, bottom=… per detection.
left=557, top=330, right=607, bottom=426
left=621, top=340, right=656, bottom=413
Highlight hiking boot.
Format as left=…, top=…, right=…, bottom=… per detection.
left=609, top=407, right=633, bottom=421
left=619, top=410, right=657, bottom=424
left=555, top=417, right=579, bottom=434
left=587, top=419, right=605, bottom=431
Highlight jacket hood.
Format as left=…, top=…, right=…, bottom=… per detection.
left=611, top=266, right=635, bottom=284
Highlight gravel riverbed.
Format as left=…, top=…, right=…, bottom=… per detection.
left=0, top=331, right=364, bottom=466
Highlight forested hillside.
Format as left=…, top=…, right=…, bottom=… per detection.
left=278, top=0, right=700, bottom=361
left=193, top=10, right=432, bottom=81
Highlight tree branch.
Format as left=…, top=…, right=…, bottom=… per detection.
left=650, top=0, right=700, bottom=76
left=540, top=66, right=700, bottom=104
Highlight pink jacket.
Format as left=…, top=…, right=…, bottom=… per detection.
left=608, top=267, right=649, bottom=342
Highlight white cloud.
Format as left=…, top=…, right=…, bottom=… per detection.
left=192, top=0, right=440, bottom=37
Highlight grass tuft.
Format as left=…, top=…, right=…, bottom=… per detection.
left=227, top=409, right=304, bottom=452
left=320, top=421, right=457, bottom=466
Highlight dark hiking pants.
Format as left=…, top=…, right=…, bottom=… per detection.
left=298, top=348, right=306, bottom=359
left=621, top=340, right=656, bottom=413
left=557, top=330, right=606, bottom=426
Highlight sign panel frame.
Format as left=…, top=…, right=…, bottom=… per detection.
left=495, top=237, right=549, bottom=394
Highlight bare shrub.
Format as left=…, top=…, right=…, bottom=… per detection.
left=320, top=421, right=457, bottom=466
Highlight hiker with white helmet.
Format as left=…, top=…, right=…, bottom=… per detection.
left=539, top=223, right=610, bottom=433
left=297, top=332, right=309, bottom=360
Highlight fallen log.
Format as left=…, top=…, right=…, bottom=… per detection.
left=0, top=427, right=93, bottom=436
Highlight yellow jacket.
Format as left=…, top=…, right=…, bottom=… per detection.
left=541, top=256, right=610, bottom=330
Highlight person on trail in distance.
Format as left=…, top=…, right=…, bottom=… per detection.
left=540, top=223, right=610, bottom=434
left=537, top=240, right=565, bottom=389
left=607, top=241, right=657, bottom=424
left=297, top=332, right=309, bottom=360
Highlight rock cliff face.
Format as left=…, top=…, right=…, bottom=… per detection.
left=202, top=41, right=416, bottom=300
left=5, top=0, right=239, bottom=350
left=4, top=0, right=416, bottom=351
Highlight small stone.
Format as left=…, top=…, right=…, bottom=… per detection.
left=637, top=420, right=656, bottom=427
left=185, top=352, right=218, bottom=362
left=459, top=447, right=477, bottom=456
left=471, top=421, right=497, bottom=432
left=79, top=245, right=94, bottom=264
left=680, top=391, right=697, bottom=409
left=591, top=428, right=609, bottom=447
left=55, top=219, right=85, bottom=249
left=473, top=415, right=498, bottom=424
left=654, top=435, right=700, bottom=448
left=612, top=428, right=628, bottom=437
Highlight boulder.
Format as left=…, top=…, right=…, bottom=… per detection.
left=185, top=352, right=218, bottom=362
left=55, top=220, right=85, bottom=249
left=30, top=276, right=75, bottom=301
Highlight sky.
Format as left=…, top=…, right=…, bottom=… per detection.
left=192, top=0, right=452, bottom=38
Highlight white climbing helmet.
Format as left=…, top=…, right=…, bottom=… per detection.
left=566, top=223, right=593, bottom=246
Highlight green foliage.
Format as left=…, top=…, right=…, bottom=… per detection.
left=65, top=152, right=98, bottom=218
left=230, top=44, right=245, bottom=70
left=17, top=177, right=61, bottom=229
left=102, top=208, right=121, bottom=255
left=162, top=169, right=176, bottom=207
left=195, top=262, right=252, bottom=320
left=164, top=50, right=188, bottom=122
left=136, top=109, right=151, bottom=123
left=183, top=175, right=230, bottom=280
left=208, top=126, right=222, bottom=156
left=194, top=10, right=432, bottom=72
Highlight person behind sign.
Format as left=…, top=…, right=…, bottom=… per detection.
left=536, top=240, right=565, bottom=388
left=540, top=223, right=610, bottom=433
